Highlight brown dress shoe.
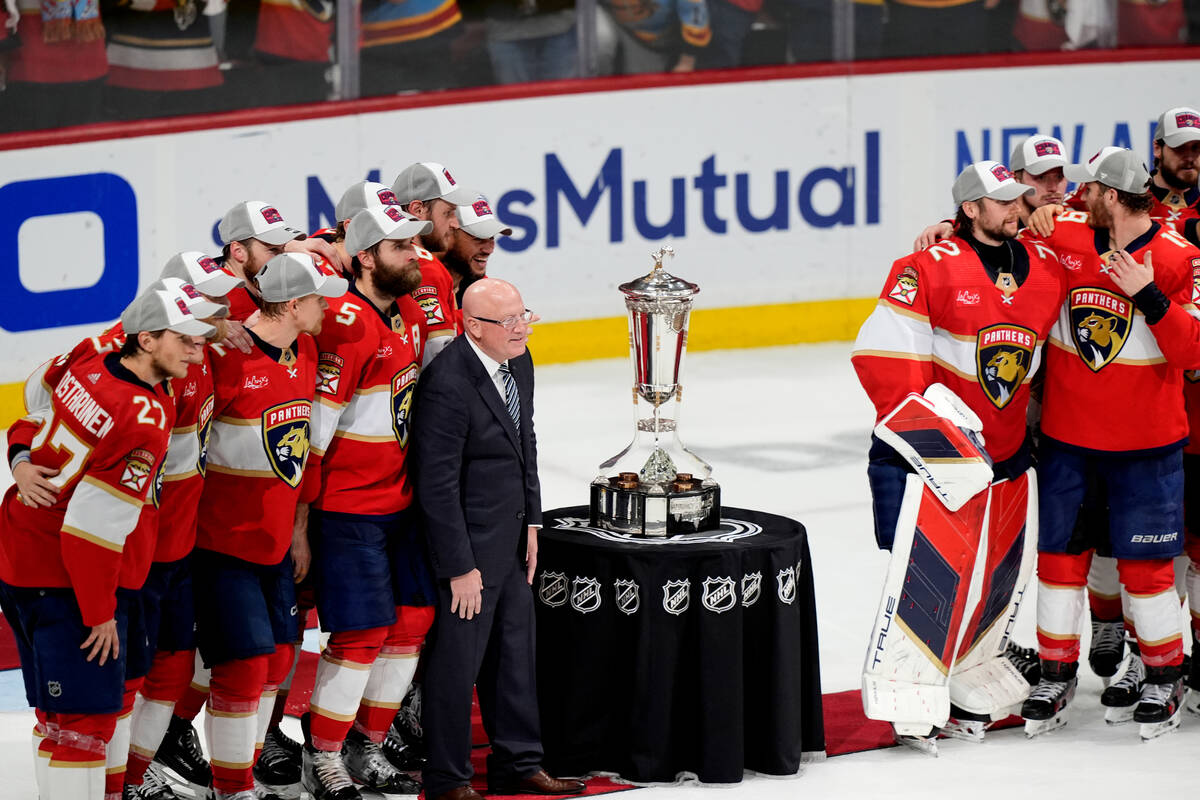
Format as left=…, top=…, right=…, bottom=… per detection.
left=434, top=786, right=486, bottom=800
left=489, top=768, right=586, bottom=795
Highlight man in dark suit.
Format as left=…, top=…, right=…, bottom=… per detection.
left=414, top=278, right=586, bottom=800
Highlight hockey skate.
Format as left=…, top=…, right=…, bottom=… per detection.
left=253, top=726, right=303, bottom=800
left=343, top=727, right=421, bottom=797
left=123, top=763, right=180, bottom=800
left=939, top=705, right=995, bottom=744
left=1021, top=661, right=1077, bottom=737
left=1088, top=618, right=1125, bottom=686
left=1101, top=652, right=1146, bottom=725
left=891, top=723, right=939, bottom=756
left=1135, top=667, right=1185, bottom=741
left=154, top=715, right=214, bottom=797
left=1003, top=642, right=1041, bottom=686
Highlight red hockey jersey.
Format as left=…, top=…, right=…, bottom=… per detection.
left=1149, top=181, right=1200, bottom=234
left=411, top=249, right=461, bottom=349
left=300, top=284, right=421, bottom=515
left=156, top=353, right=215, bottom=562
left=0, top=351, right=173, bottom=626
left=1027, top=212, right=1200, bottom=452
left=852, top=235, right=1066, bottom=463
left=196, top=330, right=317, bottom=565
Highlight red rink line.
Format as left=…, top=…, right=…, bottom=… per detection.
left=0, top=46, right=1197, bottom=152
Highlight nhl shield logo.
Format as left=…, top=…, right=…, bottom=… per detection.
left=701, top=576, right=737, bottom=614
left=392, top=365, right=418, bottom=448
left=1068, top=286, right=1132, bottom=372
left=741, top=572, right=762, bottom=607
left=614, top=579, right=640, bottom=615
left=570, top=577, right=602, bottom=614
left=662, top=579, right=690, bottom=615
left=976, top=324, right=1036, bottom=409
left=539, top=571, right=568, bottom=607
left=47, top=681, right=62, bottom=698
left=261, top=401, right=312, bottom=488
left=776, top=567, right=797, bottom=605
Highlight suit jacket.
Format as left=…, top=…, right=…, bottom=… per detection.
left=413, top=334, right=542, bottom=587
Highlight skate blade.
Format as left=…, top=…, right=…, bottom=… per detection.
left=894, top=734, right=939, bottom=756
left=940, top=720, right=987, bottom=743
left=1139, top=709, right=1182, bottom=741
left=1024, top=713, right=1068, bottom=738
left=360, top=791, right=421, bottom=800
left=158, top=766, right=214, bottom=800
left=1104, top=704, right=1137, bottom=725
left=255, top=777, right=302, bottom=800
left=1186, top=689, right=1200, bottom=716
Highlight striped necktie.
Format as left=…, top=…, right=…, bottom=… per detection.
left=498, top=362, right=521, bottom=435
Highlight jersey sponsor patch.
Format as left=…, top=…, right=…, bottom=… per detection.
left=976, top=323, right=1036, bottom=409
left=316, top=353, right=345, bottom=396
left=262, top=401, right=312, bottom=488
left=888, top=265, right=919, bottom=306
left=197, top=394, right=214, bottom=476
left=1068, top=287, right=1132, bottom=372
left=391, top=364, right=418, bottom=447
left=120, top=448, right=157, bottom=496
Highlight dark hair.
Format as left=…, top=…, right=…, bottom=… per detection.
left=1115, top=189, right=1153, bottom=214
left=117, top=329, right=164, bottom=358
left=336, top=220, right=348, bottom=240
left=954, top=205, right=974, bottom=236
left=349, top=242, right=382, bottom=280
left=260, top=299, right=291, bottom=319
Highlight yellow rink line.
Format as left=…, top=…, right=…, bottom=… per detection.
left=0, top=297, right=876, bottom=430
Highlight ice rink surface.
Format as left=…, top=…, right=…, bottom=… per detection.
left=0, top=342, right=1190, bottom=797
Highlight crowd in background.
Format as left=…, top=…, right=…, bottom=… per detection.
left=1, top=0, right=1199, bottom=134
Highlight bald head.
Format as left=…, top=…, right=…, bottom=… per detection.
left=462, top=278, right=530, bottom=362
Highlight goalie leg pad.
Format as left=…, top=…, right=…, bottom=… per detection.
left=863, top=475, right=989, bottom=728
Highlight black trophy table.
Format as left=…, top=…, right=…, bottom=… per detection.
left=533, top=506, right=824, bottom=784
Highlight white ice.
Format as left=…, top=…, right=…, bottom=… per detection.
left=0, top=342, right=1188, bottom=797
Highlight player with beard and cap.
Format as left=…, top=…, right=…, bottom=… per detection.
left=1022, top=148, right=1200, bottom=740
left=913, top=134, right=1069, bottom=251
left=1150, top=107, right=1200, bottom=236
left=393, top=162, right=476, bottom=365
left=289, top=206, right=438, bottom=800
left=444, top=195, right=513, bottom=312
left=852, top=161, right=1065, bottom=751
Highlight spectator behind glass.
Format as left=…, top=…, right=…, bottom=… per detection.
left=1118, top=0, right=1186, bottom=45
left=483, top=0, right=577, bottom=84
left=595, top=0, right=710, bottom=74
left=0, top=0, right=106, bottom=132
left=244, top=0, right=335, bottom=105
left=102, top=0, right=223, bottom=121
left=884, top=0, right=1010, bottom=58
left=359, top=0, right=472, bottom=94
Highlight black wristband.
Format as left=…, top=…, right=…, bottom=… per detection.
left=1133, top=282, right=1171, bottom=325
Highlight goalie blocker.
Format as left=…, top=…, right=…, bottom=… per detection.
left=863, top=388, right=1037, bottom=736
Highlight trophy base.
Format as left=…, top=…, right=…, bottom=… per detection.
left=589, top=480, right=721, bottom=537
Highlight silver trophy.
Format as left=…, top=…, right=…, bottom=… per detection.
left=589, top=247, right=720, bottom=537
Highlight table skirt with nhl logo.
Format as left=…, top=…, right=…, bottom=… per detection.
left=533, top=506, right=824, bottom=784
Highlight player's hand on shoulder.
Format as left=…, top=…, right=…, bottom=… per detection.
left=286, top=237, right=348, bottom=276
left=13, top=459, right=59, bottom=508
left=1028, top=204, right=1064, bottom=237
left=1108, top=249, right=1155, bottom=297
left=913, top=222, right=953, bottom=252
left=222, top=319, right=254, bottom=354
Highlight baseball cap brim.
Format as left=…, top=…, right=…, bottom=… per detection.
left=191, top=270, right=245, bottom=298
left=1164, top=129, right=1200, bottom=148
left=254, top=226, right=307, bottom=247
left=312, top=274, right=349, bottom=299
left=167, top=317, right=216, bottom=337
left=389, top=218, right=434, bottom=239
left=990, top=183, right=1035, bottom=201
left=461, top=218, right=513, bottom=239
left=441, top=185, right=478, bottom=206
left=1063, top=164, right=1095, bottom=183
left=1022, top=159, right=1066, bottom=176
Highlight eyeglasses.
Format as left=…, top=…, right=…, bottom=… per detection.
left=472, top=309, right=534, bottom=331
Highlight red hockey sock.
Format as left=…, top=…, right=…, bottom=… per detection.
left=207, top=655, right=268, bottom=794
left=355, top=606, right=433, bottom=741
left=309, top=627, right=387, bottom=751
left=1119, top=558, right=1184, bottom=668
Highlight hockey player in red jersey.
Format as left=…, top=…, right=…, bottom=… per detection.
left=0, top=286, right=212, bottom=800
left=445, top=194, right=514, bottom=320
left=393, top=162, right=476, bottom=364
left=293, top=205, right=436, bottom=800
left=853, top=162, right=1066, bottom=750
left=1022, top=147, right=1200, bottom=739
left=193, top=253, right=346, bottom=800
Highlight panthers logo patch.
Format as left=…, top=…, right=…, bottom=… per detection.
left=888, top=265, right=919, bottom=306
left=976, top=324, right=1036, bottom=409
left=151, top=459, right=166, bottom=508
left=392, top=364, right=418, bottom=448
left=262, top=401, right=312, bottom=488
left=197, top=394, right=214, bottom=476
left=1068, top=287, right=1132, bottom=372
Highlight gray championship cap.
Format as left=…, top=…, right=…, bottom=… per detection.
left=1155, top=107, right=1200, bottom=148
left=148, top=277, right=228, bottom=320
left=218, top=201, right=306, bottom=246
left=256, top=253, right=348, bottom=303
left=391, top=162, right=476, bottom=206
left=345, top=206, right=434, bottom=257
left=335, top=181, right=401, bottom=223
left=1064, top=148, right=1151, bottom=193
left=456, top=194, right=513, bottom=239
left=1009, top=135, right=1068, bottom=175
left=160, top=250, right=245, bottom=297
left=952, top=161, right=1035, bottom=205
left=121, top=283, right=216, bottom=337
